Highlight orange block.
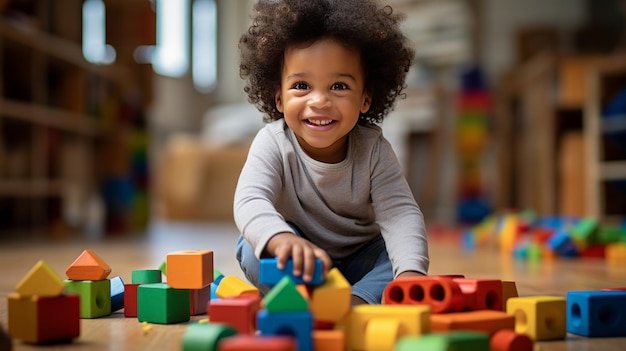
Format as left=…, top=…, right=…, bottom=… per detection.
left=490, top=329, right=533, bottom=351
left=501, top=280, right=519, bottom=311
left=313, top=329, right=345, bottom=351
left=166, top=250, right=214, bottom=289
left=431, top=310, right=515, bottom=335
left=218, top=335, right=296, bottom=351
left=65, top=249, right=111, bottom=280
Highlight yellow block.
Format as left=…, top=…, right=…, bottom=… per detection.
left=347, top=304, right=430, bottom=351
left=7, top=293, right=38, bottom=343
left=365, top=318, right=402, bottom=351
left=606, top=243, right=626, bottom=266
left=215, top=276, right=259, bottom=298
left=506, top=296, right=566, bottom=341
left=310, top=268, right=351, bottom=323
left=15, top=260, right=64, bottom=297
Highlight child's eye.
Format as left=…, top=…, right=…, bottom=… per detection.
left=331, top=82, right=349, bottom=90
left=291, top=82, right=310, bottom=90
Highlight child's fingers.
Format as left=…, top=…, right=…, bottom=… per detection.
left=290, top=245, right=304, bottom=277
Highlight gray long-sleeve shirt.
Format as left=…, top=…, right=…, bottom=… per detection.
left=233, top=119, right=429, bottom=277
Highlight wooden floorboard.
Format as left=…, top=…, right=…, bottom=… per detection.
left=1, top=220, right=625, bottom=350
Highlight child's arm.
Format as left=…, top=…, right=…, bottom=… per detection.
left=397, top=270, right=426, bottom=278
left=265, top=232, right=332, bottom=282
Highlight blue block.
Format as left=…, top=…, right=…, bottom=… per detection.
left=260, top=258, right=324, bottom=286
left=546, top=230, right=578, bottom=257
left=567, top=290, right=626, bottom=337
left=110, top=276, right=125, bottom=312
left=257, top=309, right=312, bottom=351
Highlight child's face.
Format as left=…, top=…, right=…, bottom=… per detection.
left=275, top=38, right=370, bottom=163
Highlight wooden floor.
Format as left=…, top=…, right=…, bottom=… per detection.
left=1, top=220, right=625, bottom=350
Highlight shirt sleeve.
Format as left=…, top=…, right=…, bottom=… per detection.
left=233, top=127, right=295, bottom=258
left=370, top=136, right=430, bottom=277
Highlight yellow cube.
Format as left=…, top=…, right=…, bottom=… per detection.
left=506, top=296, right=566, bottom=341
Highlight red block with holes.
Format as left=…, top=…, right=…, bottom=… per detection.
left=124, top=283, right=139, bottom=317
left=208, top=295, right=262, bottom=334
left=453, top=278, right=503, bottom=311
left=218, top=335, right=296, bottom=351
left=383, top=276, right=467, bottom=313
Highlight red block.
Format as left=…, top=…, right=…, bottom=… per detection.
left=208, top=295, right=262, bottom=334
left=190, top=285, right=211, bottom=315
left=218, top=335, right=296, bottom=351
left=383, top=276, right=466, bottom=313
left=124, top=284, right=139, bottom=317
left=453, top=278, right=503, bottom=311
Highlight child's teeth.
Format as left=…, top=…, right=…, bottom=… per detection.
left=309, top=119, right=331, bottom=125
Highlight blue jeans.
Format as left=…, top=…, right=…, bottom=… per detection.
left=235, top=227, right=393, bottom=304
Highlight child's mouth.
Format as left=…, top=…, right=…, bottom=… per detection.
left=306, top=119, right=335, bottom=126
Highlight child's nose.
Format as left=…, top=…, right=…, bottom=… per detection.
left=307, top=90, right=332, bottom=109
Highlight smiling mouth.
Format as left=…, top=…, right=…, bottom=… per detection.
left=306, top=119, right=335, bottom=126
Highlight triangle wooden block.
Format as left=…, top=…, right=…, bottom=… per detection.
left=263, top=275, right=309, bottom=312
left=65, top=249, right=111, bottom=280
left=15, top=260, right=65, bottom=297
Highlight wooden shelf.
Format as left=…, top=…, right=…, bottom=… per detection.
left=0, top=98, right=100, bottom=136
left=0, top=179, right=63, bottom=197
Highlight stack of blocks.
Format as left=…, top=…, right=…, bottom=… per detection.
left=7, top=260, right=80, bottom=344
left=64, top=249, right=112, bottom=318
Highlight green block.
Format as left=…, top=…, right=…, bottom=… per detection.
left=182, top=323, right=237, bottom=351
left=597, top=226, right=626, bottom=244
left=570, top=218, right=598, bottom=243
left=213, top=269, right=222, bottom=281
left=263, top=275, right=308, bottom=312
left=64, top=279, right=111, bottom=318
left=159, top=261, right=167, bottom=276
left=138, top=283, right=190, bottom=324
left=132, top=269, right=162, bottom=284
left=396, top=331, right=489, bottom=351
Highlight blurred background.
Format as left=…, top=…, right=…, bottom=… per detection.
left=1, top=0, right=626, bottom=240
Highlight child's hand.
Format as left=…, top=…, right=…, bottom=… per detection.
left=266, top=232, right=332, bottom=282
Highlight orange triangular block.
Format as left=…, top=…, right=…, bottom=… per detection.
left=15, top=260, right=65, bottom=297
left=65, top=249, right=111, bottom=280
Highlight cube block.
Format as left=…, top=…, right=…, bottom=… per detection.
left=137, top=283, right=190, bottom=324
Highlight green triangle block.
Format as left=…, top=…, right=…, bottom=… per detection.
left=213, top=269, right=223, bottom=280
left=570, top=218, right=598, bottom=243
left=263, top=275, right=308, bottom=312
left=159, top=261, right=167, bottom=276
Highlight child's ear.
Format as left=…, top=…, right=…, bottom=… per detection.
left=360, top=93, right=371, bottom=113
left=275, top=91, right=284, bottom=113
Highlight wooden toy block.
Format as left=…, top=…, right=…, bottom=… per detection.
left=181, top=322, right=237, bottom=351
left=259, top=258, right=324, bottom=286
left=364, top=318, right=402, bottom=351
left=159, top=261, right=167, bottom=276
left=124, top=283, right=139, bottom=317
left=64, top=279, right=111, bottom=318
left=263, top=276, right=308, bottom=313
left=490, top=329, right=533, bottom=351
left=501, top=280, right=519, bottom=311
left=396, top=331, right=490, bottom=351
left=569, top=217, right=598, bottom=249
left=383, top=276, right=466, bottom=313
left=218, top=335, right=296, bottom=351
left=65, top=249, right=111, bottom=281
left=506, top=296, right=566, bottom=341
left=208, top=295, right=261, bottom=334
left=166, top=250, right=214, bottom=289
left=138, top=283, right=190, bottom=324
left=131, top=269, right=162, bottom=284
left=296, top=284, right=312, bottom=301
left=430, top=310, right=514, bottom=335
left=15, top=260, right=65, bottom=297
left=7, top=293, right=80, bottom=344
left=347, top=304, right=430, bottom=351
left=211, top=270, right=226, bottom=301
left=566, top=290, right=626, bottom=337
left=453, top=277, right=503, bottom=311
left=190, top=284, right=212, bottom=315
left=312, top=329, right=344, bottom=351
left=606, top=242, right=626, bottom=265
left=215, top=276, right=259, bottom=298
left=0, top=323, right=11, bottom=351
left=310, top=268, right=351, bottom=323
left=257, top=309, right=313, bottom=351
left=110, top=276, right=125, bottom=312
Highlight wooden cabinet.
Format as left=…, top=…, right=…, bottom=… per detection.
left=585, top=56, right=626, bottom=223
left=0, top=3, right=134, bottom=236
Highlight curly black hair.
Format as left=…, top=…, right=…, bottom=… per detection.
left=239, top=0, right=415, bottom=124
